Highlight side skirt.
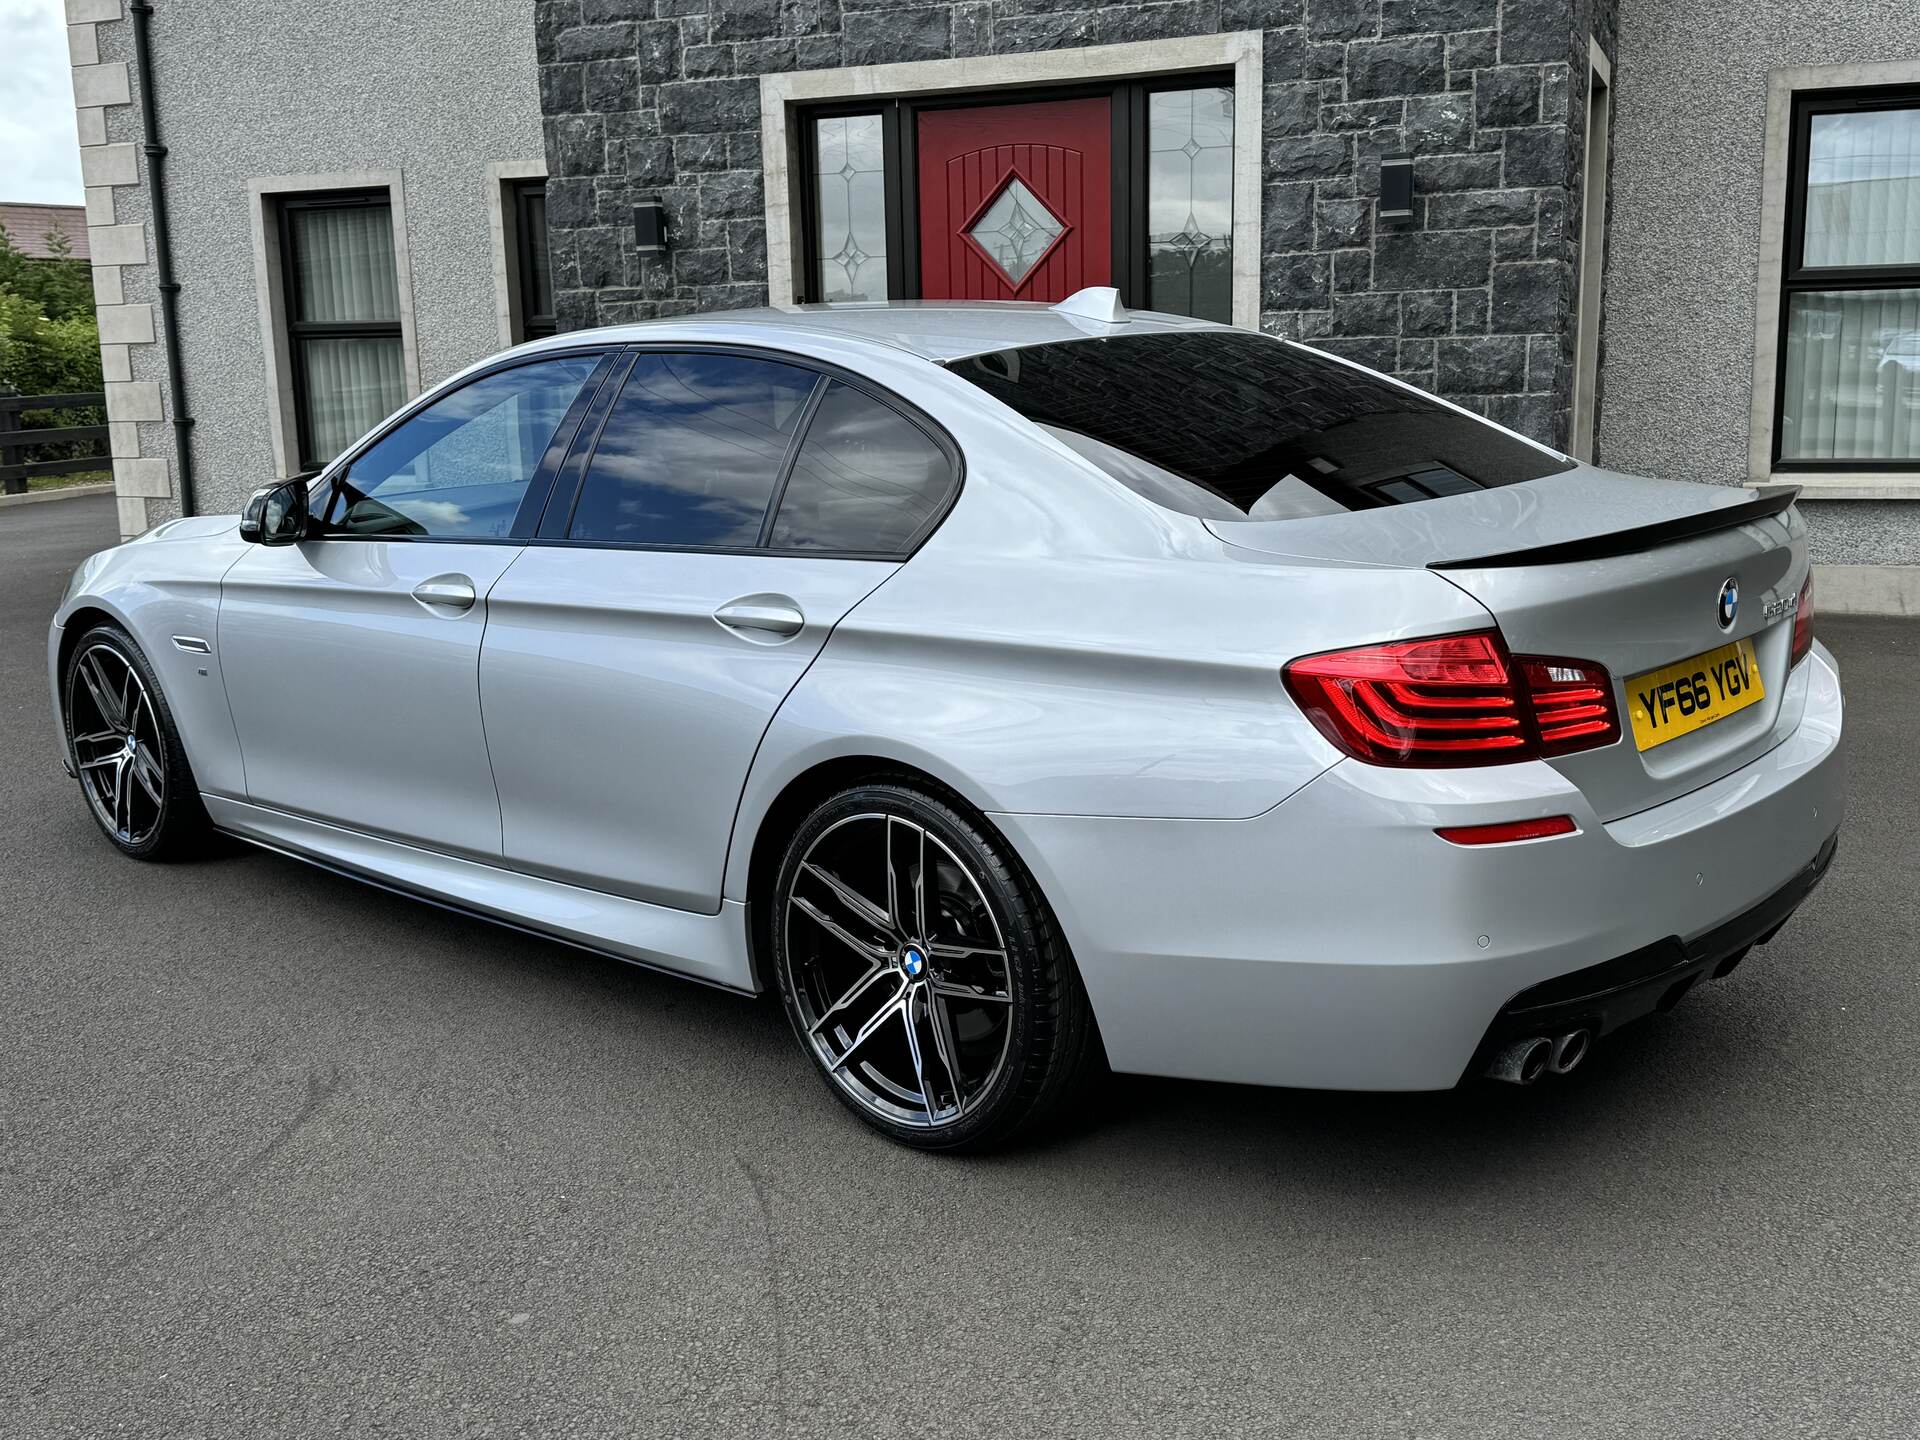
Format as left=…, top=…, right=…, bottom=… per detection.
left=203, top=795, right=759, bottom=994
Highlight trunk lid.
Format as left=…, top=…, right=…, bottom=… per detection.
left=1210, top=466, right=1810, bottom=822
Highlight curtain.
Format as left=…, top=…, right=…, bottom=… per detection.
left=291, top=204, right=400, bottom=323
left=1805, top=109, right=1920, bottom=268
left=301, top=335, right=406, bottom=462
left=1780, top=289, right=1920, bottom=462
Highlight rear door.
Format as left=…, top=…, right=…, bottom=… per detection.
left=218, top=351, right=607, bottom=856
left=480, top=349, right=959, bottom=912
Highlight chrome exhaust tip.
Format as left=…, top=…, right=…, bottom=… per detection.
left=1486, top=1036, right=1552, bottom=1086
left=1549, top=1029, right=1591, bottom=1075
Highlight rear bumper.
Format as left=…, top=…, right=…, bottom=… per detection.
left=1465, top=829, right=1837, bottom=1077
left=993, top=643, right=1846, bottom=1091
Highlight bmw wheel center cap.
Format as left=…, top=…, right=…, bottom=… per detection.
left=903, top=948, right=926, bottom=978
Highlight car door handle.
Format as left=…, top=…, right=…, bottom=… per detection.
left=714, top=599, right=805, bottom=639
left=412, top=575, right=477, bottom=612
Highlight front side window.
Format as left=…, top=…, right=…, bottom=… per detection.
left=327, top=354, right=600, bottom=538
left=283, top=195, right=408, bottom=468
left=949, top=331, right=1572, bottom=521
left=567, top=353, right=817, bottom=547
left=769, top=382, right=954, bottom=552
left=1778, top=91, right=1920, bottom=467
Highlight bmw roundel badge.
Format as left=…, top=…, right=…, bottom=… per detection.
left=1717, top=577, right=1739, bottom=630
left=904, top=948, right=926, bottom=978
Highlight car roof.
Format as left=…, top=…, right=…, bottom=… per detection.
left=522, top=299, right=1229, bottom=365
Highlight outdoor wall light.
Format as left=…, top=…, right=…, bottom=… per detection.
left=1378, top=153, right=1414, bottom=223
left=633, top=196, right=668, bottom=255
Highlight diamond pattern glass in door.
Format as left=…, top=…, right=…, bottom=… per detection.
left=916, top=97, right=1112, bottom=302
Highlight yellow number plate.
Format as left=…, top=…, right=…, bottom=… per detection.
left=1626, top=638, right=1766, bottom=751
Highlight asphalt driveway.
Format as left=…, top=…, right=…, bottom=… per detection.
left=3, top=494, right=1916, bottom=1438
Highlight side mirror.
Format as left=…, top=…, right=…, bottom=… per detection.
left=239, top=478, right=310, bottom=546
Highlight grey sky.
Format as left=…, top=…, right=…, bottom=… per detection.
left=0, top=0, right=84, bottom=206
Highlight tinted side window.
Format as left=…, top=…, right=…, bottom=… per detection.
left=769, top=382, right=953, bottom=553
left=330, top=354, right=599, bottom=538
left=568, top=353, right=817, bottom=547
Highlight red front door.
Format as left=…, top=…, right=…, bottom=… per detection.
left=916, top=97, right=1112, bottom=303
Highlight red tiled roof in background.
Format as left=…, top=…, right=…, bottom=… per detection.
left=0, top=203, right=90, bottom=261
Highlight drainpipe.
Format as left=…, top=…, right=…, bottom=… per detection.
left=128, top=0, right=195, bottom=516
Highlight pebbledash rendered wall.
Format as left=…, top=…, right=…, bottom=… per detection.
left=71, top=0, right=546, bottom=531
left=1597, top=1, right=1920, bottom=575
left=535, top=0, right=1617, bottom=450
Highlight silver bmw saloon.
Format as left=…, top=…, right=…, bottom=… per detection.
left=48, top=291, right=1845, bottom=1150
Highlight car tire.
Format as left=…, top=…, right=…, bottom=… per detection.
left=770, top=780, right=1099, bottom=1152
left=63, top=622, right=211, bottom=861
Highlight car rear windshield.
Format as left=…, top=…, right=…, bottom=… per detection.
left=945, top=330, right=1575, bottom=521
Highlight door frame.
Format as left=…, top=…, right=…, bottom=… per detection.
left=760, top=32, right=1264, bottom=327
left=797, top=82, right=1207, bottom=310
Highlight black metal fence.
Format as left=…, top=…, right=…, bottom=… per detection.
left=0, top=392, right=109, bottom=495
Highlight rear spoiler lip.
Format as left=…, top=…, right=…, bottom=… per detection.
left=1428, top=486, right=1800, bottom=571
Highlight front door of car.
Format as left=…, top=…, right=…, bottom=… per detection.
left=218, top=351, right=608, bottom=858
left=480, top=348, right=959, bottom=912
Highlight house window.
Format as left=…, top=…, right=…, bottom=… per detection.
left=1776, top=88, right=1920, bottom=469
left=512, top=181, right=556, bottom=341
left=796, top=77, right=1235, bottom=322
left=280, top=192, right=407, bottom=469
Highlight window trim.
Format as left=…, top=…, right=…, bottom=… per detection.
left=538, top=342, right=965, bottom=562
left=1771, top=83, right=1920, bottom=476
left=486, top=159, right=549, bottom=347
left=760, top=32, right=1264, bottom=328
left=247, top=170, right=421, bottom=481
left=1751, top=61, right=1920, bottom=496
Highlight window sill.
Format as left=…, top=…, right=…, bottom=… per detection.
left=1763, top=474, right=1920, bottom=501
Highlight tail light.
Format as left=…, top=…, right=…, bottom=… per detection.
left=1790, top=572, right=1814, bottom=667
left=1283, top=629, right=1619, bottom=768
left=1521, top=656, right=1621, bottom=754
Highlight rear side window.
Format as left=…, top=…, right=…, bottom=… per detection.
left=769, top=382, right=953, bottom=553
left=568, top=352, right=816, bottom=547
left=946, top=330, right=1574, bottom=521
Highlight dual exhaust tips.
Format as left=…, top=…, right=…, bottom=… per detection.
left=1486, top=1030, right=1590, bottom=1085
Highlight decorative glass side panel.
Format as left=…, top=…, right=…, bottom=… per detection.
left=1804, top=108, right=1920, bottom=268
left=813, top=115, right=888, bottom=302
left=1779, top=287, right=1920, bottom=461
left=1147, top=88, right=1234, bottom=323
left=966, top=176, right=1066, bottom=286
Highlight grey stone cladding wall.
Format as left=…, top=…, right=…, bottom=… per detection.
left=535, top=0, right=1613, bottom=449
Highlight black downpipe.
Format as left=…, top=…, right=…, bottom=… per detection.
left=128, top=0, right=194, bottom=515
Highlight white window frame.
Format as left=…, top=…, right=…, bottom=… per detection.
left=1750, top=59, right=1920, bottom=499
left=758, top=32, right=1265, bottom=330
